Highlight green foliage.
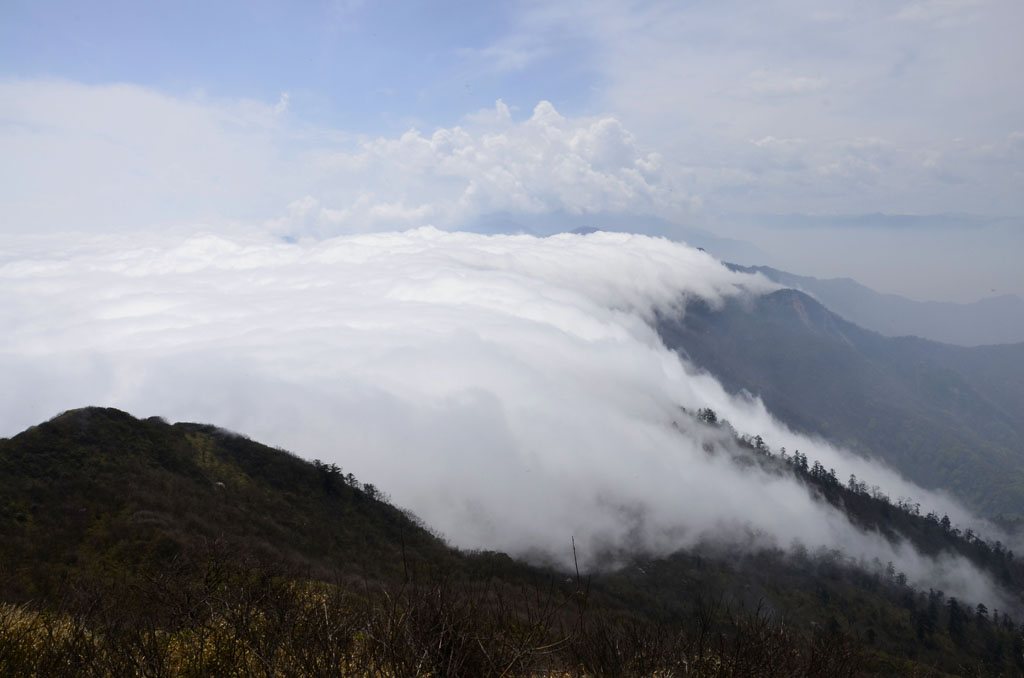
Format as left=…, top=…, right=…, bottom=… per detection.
left=0, top=407, right=454, bottom=603
left=3, top=406, right=1024, bottom=676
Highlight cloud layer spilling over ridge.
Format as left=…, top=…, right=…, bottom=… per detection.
left=0, top=228, right=1007, bottom=606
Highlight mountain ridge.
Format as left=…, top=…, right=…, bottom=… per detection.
left=5, top=406, right=1024, bottom=675
left=728, top=263, right=1024, bottom=346
left=658, top=288, right=1024, bottom=516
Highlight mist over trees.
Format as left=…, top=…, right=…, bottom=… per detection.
left=4, top=407, right=1024, bottom=675
left=659, top=288, right=1024, bottom=517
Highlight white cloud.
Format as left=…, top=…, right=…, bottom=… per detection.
left=273, top=92, right=290, bottom=115
left=0, top=82, right=685, bottom=237
left=284, top=100, right=676, bottom=235
left=506, top=0, right=1024, bottom=217
left=0, top=227, right=1008, bottom=606
left=741, top=69, right=830, bottom=98
left=894, top=0, right=988, bottom=25
left=0, top=79, right=295, bottom=233
left=1, top=60, right=1020, bottom=298
left=457, top=35, right=549, bottom=74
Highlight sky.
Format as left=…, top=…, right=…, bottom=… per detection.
left=2, top=2, right=1022, bottom=605
left=2, top=0, right=1023, bottom=300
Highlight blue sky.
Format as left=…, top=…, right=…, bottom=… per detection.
left=2, top=0, right=1023, bottom=300
left=0, top=1, right=598, bottom=131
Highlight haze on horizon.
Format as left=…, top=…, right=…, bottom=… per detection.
left=2, top=0, right=1023, bottom=302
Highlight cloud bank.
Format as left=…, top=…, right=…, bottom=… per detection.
left=0, top=81, right=680, bottom=237
left=525, top=0, right=1024, bottom=217
left=270, top=99, right=673, bottom=237
left=3, top=76, right=1020, bottom=300
left=0, top=228, right=1010, bottom=607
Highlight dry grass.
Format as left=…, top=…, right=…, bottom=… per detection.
left=1, top=575, right=860, bottom=678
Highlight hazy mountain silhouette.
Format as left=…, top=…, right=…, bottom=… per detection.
left=659, top=288, right=1024, bottom=516
left=730, top=264, right=1024, bottom=347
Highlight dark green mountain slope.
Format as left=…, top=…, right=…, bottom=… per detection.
left=658, top=289, right=1024, bottom=515
left=4, top=407, right=1024, bottom=675
left=0, top=406, right=458, bottom=599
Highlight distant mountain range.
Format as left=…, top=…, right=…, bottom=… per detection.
left=729, top=264, right=1024, bottom=347
left=659, top=288, right=1024, bottom=516
left=466, top=216, right=1024, bottom=347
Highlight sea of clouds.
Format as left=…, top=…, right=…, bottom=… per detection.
left=0, top=227, right=1009, bottom=607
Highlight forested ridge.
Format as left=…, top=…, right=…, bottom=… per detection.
left=2, top=407, right=1024, bottom=676
left=658, top=288, right=1024, bottom=517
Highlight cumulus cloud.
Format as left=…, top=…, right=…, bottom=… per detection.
left=521, top=0, right=1024, bottom=217
left=274, top=99, right=676, bottom=236
left=0, top=227, right=1010, bottom=607
left=0, top=81, right=684, bottom=238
